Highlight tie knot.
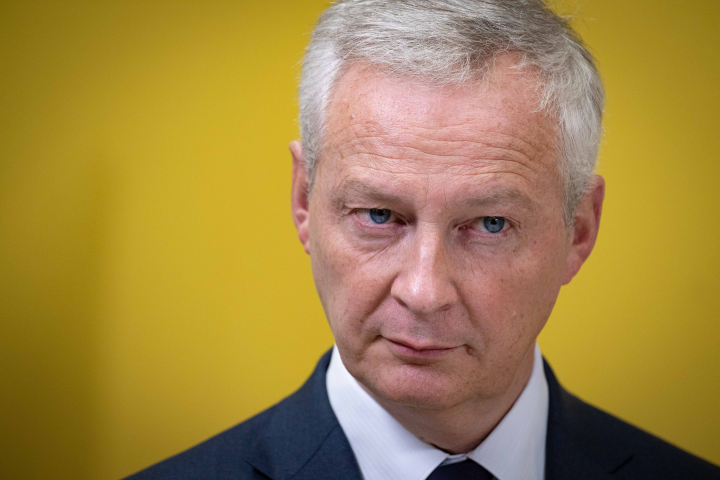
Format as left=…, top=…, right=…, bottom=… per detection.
left=427, top=459, right=493, bottom=480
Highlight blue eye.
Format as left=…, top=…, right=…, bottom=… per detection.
left=483, top=216, right=505, bottom=233
left=369, top=208, right=392, bottom=224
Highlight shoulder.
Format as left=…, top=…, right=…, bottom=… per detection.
left=566, top=390, right=718, bottom=478
left=122, top=399, right=281, bottom=479
left=544, top=360, right=720, bottom=479
left=124, top=350, right=341, bottom=480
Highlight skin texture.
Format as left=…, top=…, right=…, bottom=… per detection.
left=290, top=58, right=604, bottom=454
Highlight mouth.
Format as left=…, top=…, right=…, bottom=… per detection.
left=385, top=337, right=458, bottom=360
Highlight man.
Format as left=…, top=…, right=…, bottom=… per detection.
left=128, top=0, right=720, bottom=479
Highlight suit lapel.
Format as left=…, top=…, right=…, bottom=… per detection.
left=544, top=414, right=615, bottom=480
left=289, top=426, right=363, bottom=480
left=246, top=351, right=637, bottom=480
left=246, top=350, right=362, bottom=480
left=543, top=359, right=632, bottom=480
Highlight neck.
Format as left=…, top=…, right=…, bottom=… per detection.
left=362, top=348, right=536, bottom=454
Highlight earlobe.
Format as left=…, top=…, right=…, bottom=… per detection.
left=562, top=175, right=605, bottom=284
left=290, top=141, right=311, bottom=254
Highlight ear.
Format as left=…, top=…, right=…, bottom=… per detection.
left=562, top=175, right=605, bottom=284
left=290, top=141, right=311, bottom=254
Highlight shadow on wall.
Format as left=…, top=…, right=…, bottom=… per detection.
left=0, top=149, right=112, bottom=479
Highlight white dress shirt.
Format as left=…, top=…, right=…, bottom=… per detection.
left=326, top=343, right=549, bottom=480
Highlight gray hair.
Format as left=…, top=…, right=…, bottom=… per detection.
left=298, top=0, right=604, bottom=224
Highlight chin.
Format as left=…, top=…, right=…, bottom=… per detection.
left=363, top=363, right=472, bottom=410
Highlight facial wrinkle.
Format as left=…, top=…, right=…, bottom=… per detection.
left=336, top=123, right=550, bottom=170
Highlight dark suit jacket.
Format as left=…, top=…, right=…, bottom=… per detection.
left=126, top=350, right=720, bottom=479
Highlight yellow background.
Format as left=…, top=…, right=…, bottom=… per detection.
left=1, top=1, right=718, bottom=478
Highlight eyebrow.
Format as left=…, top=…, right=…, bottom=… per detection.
left=332, top=178, right=536, bottom=212
left=456, top=189, right=537, bottom=211
left=331, top=178, right=411, bottom=209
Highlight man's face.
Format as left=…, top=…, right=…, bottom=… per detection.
left=295, top=60, right=586, bottom=410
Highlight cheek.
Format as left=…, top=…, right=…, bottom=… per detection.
left=309, top=216, right=395, bottom=344
left=462, top=236, right=566, bottom=349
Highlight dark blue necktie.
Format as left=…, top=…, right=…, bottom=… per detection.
left=426, top=459, right=493, bottom=479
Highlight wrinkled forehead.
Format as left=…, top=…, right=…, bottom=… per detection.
left=321, top=59, right=561, bottom=177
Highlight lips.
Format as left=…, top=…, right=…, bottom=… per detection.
left=385, top=337, right=458, bottom=360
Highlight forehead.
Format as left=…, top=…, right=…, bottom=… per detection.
left=320, top=59, right=561, bottom=206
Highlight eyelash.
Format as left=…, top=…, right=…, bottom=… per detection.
left=466, top=216, right=510, bottom=235
left=354, top=209, right=404, bottom=226
left=352, top=209, right=511, bottom=235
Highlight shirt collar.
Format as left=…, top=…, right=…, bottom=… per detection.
left=326, top=344, right=549, bottom=480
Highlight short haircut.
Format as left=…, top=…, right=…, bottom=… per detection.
left=299, top=0, right=604, bottom=224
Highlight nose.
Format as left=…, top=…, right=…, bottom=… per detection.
left=390, top=225, right=459, bottom=315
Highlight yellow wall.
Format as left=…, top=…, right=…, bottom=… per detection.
left=1, top=1, right=718, bottom=478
